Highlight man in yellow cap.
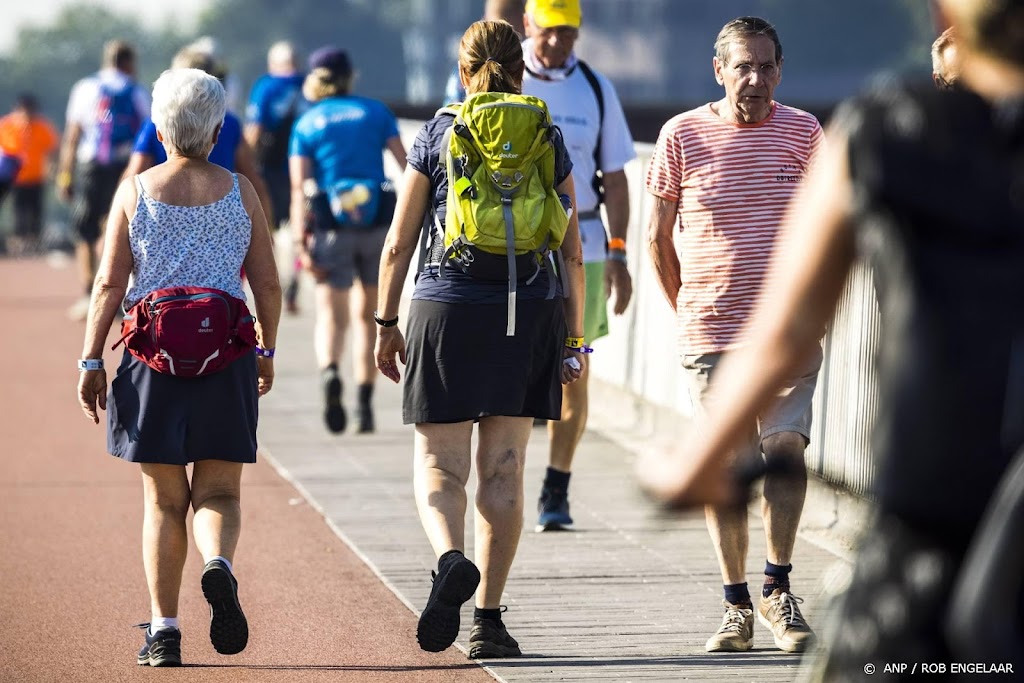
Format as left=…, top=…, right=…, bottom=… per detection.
left=521, top=0, right=637, bottom=532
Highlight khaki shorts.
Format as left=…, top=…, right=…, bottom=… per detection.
left=681, top=345, right=823, bottom=454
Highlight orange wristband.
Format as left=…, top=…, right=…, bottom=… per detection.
left=608, top=237, right=626, bottom=251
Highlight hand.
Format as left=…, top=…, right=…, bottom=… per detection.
left=77, top=369, right=107, bottom=424
left=375, top=326, right=407, bottom=383
left=297, top=250, right=327, bottom=281
left=256, top=356, right=274, bottom=396
left=605, top=260, right=632, bottom=315
left=635, top=444, right=742, bottom=510
left=560, top=347, right=586, bottom=385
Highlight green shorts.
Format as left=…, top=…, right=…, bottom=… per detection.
left=584, top=261, right=609, bottom=343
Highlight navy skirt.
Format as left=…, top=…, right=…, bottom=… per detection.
left=402, top=298, right=566, bottom=424
left=107, top=350, right=259, bottom=465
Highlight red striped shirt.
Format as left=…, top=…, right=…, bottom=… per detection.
left=646, top=102, right=824, bottom=355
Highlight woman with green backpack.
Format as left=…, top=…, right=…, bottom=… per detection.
left=374, top=19, right=585, bottom=658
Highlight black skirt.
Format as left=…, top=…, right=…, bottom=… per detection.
left=107, top=350, right=259, bottom=464
left=402, top=298, right=566, bottom=424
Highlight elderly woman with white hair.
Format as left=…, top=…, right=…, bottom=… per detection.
left=76, top=68, right=281, bottom=667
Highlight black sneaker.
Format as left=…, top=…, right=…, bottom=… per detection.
left=416, top=554, right=481, bottom=652
left=357, top=402, right=375, bottom=434
left=468, top=617, right=522, bottom=659
left=323, top=367, right=346, bottom=433
left=536, top=486, right=573, bottom=532
left=201, top=559, right=249, bottom=655
left=136, top=624, right=182, bottom=667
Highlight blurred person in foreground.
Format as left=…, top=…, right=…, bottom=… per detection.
left=444, top=0, right=527, bottom=105
left=246, top=41, right=308, bottom=313
left=641, top=0, right=1024, bottom=677
left=0, top=93, right=60, bottom=255
left=290, top=46, right=406, bottom=435
left=122, top=47, right=272, bottom=222
left=932, top=26, right=961, bottom=88
left=521, top=0, right=636, bottom=533
left=374, top=20, right=584, bottom=657
left=647, top=16, right=824, bottom=654
left=57, top=40, right=150, bottom=320
left=76, top=67, right=281, bottom=667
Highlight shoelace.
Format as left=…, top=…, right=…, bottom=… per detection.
left=719, top=606, right=751, bottom=633
left=772, top=592, right=807, bottom=626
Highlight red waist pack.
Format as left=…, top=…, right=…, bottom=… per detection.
left=112, top=287, right=257, bottom=377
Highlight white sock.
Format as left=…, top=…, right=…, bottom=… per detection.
left=210, top=555, right=234, bottom=573
left=149, top=616, right=179, bottom=634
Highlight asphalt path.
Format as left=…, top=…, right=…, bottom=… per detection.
left=0, top=258, right=493, bottom=683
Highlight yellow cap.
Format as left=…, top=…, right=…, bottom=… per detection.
left=526, top=0, right=581, bottom=29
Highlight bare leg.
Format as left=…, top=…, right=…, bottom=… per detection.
left=314, top=283, right=350, bottom=370
left=190, top=460, right=244, bottom=564
left=414, top=422, right=474, bottom=557
left=140, top=464, right=191, bottom=619
left=474, top=416, right=532, bottom=608
left=547, top=362, right=589, bottom=472
left=349, top=281, right=377, bottom=385
left=761, top=432, right=808, bottom=567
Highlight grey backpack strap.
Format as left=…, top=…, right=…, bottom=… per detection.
left=500, top=189, right=518, bottom=336
left=426, top=117, right=457, bottom=276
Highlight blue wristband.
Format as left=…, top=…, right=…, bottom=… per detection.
left=571, top=344, right=594, bottom=354
left=255, top=346, right=275, bottom=358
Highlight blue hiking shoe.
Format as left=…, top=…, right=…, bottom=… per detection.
left=136, top=624, right=182, bottom=667
left=201, top=559, right=249, bottom=655
left=536, top=487, right=573, bottom=532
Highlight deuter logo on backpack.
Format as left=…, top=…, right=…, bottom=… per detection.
left=437, top=92, right=571, bottom=335
left=95, top=81, right=141, bottom=165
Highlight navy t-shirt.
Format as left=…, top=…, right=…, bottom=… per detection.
left=408, top=112, right=573, bottom=304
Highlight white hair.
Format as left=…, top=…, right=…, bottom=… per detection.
left=151, top=68, right=226, bottom=158
left=267, top=41, right=297, bottom=73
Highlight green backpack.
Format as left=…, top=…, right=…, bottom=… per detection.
left=437, top=92, right=570, bottom=335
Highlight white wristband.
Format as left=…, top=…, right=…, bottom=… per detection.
left=78, top=359, right=104, bottom=371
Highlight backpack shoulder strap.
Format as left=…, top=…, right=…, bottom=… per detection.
left=576, top=60, right=605, bottom=206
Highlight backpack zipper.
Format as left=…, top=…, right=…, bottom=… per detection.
left=475, top=102, right=546, bottom=116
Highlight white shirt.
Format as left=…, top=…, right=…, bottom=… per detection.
left=65, top=68, right=151, bottom=164
left=523, top=61, right=636, bottom=263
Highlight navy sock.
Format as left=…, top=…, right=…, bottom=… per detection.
left=474, top=607, right=502, bottom=623
left=358, top=383, right=373, bottom=406
left=763, top=561, right=792, bottom=597
left=724, top=582, right=751, bottom=607
left=543, top=467, right=571, bottom=492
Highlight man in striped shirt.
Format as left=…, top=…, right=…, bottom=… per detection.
left=646, top=16, right=823, bottom=655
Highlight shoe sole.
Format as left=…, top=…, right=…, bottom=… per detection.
left=756, top=612, right=812, bottom=653
left=705, top=638, right=753, bottom=652
left=324, top=377, right=346, bottom=433
left=416, top=560, right=481, bottom=653
left=467, top=641, right=523, bottom=659
left=535, top=518, right=573, bottom=532
left=202, top=566, right=249, bottom=655
left=137, top=654, right=182, bottom=667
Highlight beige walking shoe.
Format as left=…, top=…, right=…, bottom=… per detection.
left=705, top=600, right=754, bottom=652
left=758, top=588, right=816, bottom=653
